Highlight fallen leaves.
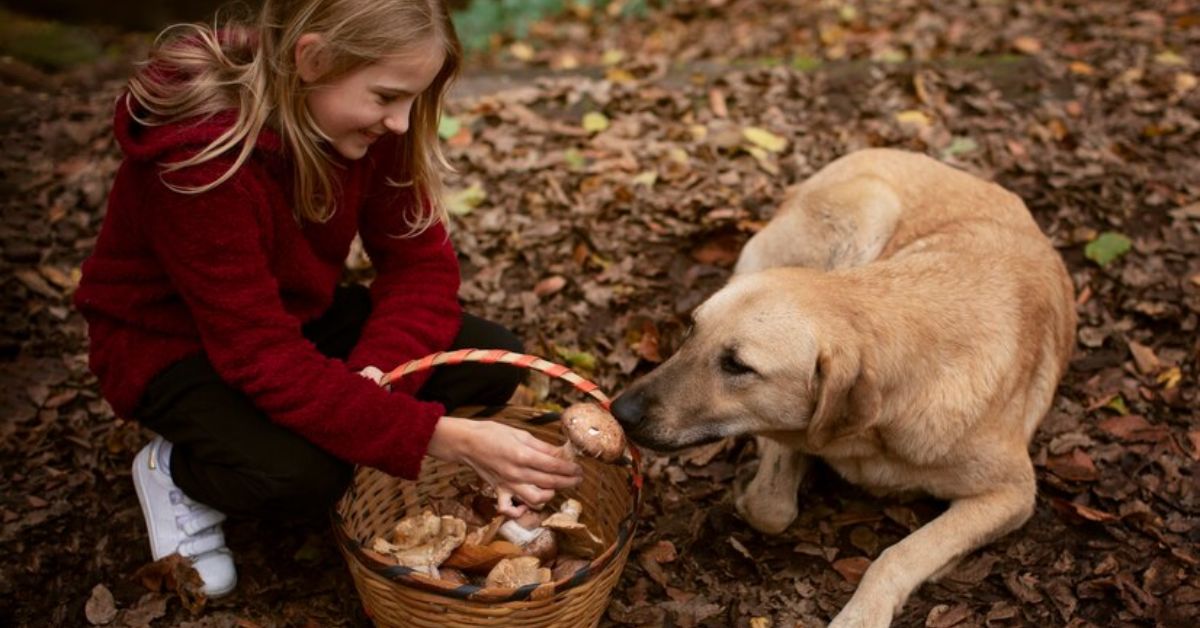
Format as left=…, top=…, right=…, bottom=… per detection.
left=1084, top=232, right=1132, bottom=267
left=84, top=584, right=117, bottom=625
left=132, top=554, right=207, bottom=614
left=831, top=556, right=872, bottom=584
left=1046, top=449, right=1099, bottom=482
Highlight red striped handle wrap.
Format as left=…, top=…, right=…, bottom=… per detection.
left=382, top=349, right=612, bottom=407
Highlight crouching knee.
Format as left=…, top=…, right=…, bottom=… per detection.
left=256, top=448, right=353, bottom=519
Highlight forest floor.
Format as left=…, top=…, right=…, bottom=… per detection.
left=1, top=1, right=1198, bottom=626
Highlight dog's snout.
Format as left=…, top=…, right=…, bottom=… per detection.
left=610, top=389, right=647, bottom=429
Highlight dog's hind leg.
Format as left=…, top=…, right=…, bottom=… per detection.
left=735, top=175, right=902, bottom=275
left=828, top=470, right=1036, bottom=628
left=734, top=436, right=811, bottom=534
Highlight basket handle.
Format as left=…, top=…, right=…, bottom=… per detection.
left=381, top=349, right=612, bottom=407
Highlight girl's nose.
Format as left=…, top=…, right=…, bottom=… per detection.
left=383, top=116, right=407, bottom=135
left=383, top=102, right=412, bottom=135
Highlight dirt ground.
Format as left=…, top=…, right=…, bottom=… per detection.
left=1, top=1, right=1198, bottom=626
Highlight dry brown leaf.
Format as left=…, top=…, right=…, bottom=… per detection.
left=1098, top=415, right=1169, bottom=443
left=534, top=275, right=567, bottom=297
left=708, top=88, right=728, bottom=118
left=1012, top=36, right=1042, bottom=54
left=925, top=603, right=971, bottom=628
left=84, top=584, right=117, bottom=625
left=1127, top=341, right=1160, bottom=374
left=1046, top=449, right=1099, bottom=482
left=132, top=554, right=207, bottom=614
left=832, top=556, right=872, bottom=584
left=1048, top=497, right=1118, bottom=523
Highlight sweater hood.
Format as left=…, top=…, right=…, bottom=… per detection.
left=113, top=92, right=284, bottom=163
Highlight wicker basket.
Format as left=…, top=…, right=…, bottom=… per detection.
left=333, top=350, right=643, bottom=627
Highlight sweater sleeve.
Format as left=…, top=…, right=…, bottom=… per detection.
left=345, top=159, right=463, bottom=396
left=144, top=164, right=440, bottom=479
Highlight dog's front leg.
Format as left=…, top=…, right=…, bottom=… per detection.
left=829, top=480, right=1035, bottom=628
left=735, top=436, right=810, bottom=534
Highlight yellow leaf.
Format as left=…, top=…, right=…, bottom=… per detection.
left=749, top=618, right=772, bottom=628
left=1069, top=61, right=1095, bottom=76
left=668, top=147, right=689, bottom=164
left=631, top=171, right=657, bottom=187
left=554, top=53, right=579, bottom=70
left=895, top=110, right=931, bottom=128
left=582, top=111, right=610, bottom=134
left=509, top=42, right=534, bottom=62
left=1155, top=50, right=1187, bottom=67
left=742, top=127, right=788, bottom=153
left=605, top=67, right=636, bottom=84
left=744, top=146, right=780, bottom=175
left=688, top=125, right=708, bottom=142
left=602, top=49, right=625, bottom=66
left=1156, top=366, right=1182, bottom=389
left=446, top=182, right=486, bottom=216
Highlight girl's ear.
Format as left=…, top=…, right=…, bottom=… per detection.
left=295, top=33, right=330, bottom=83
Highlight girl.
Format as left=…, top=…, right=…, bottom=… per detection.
left=73, top=0, right=581, bottom=597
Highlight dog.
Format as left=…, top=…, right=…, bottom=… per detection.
left=611, top=149, right=1076, bottom=627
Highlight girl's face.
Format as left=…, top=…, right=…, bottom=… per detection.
left=301, top=40, right=446, bottom=160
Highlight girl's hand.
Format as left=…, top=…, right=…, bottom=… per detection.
left=358, top=366, right=391, bottom=391
left=427, top=416, right=582, bottom=517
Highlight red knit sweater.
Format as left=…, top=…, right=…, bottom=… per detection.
left=74, top=98, right=462, bottom=479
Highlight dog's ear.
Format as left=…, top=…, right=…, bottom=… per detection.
left=807, top=345, right=881, bottom=449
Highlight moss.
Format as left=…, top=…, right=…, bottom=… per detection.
left=0, top=9, right=105, bottom=70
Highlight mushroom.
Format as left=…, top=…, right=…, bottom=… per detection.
left=438, top=567, right=470, bottom=586
left=540, top=499, right=606, bottom=558
left=551, top=557, right=591, bottom=582
left=485, top=556, right=552, bottom=589
left=442, top=540, right=522, bottom=573
left=370, top=510, right=467, bottom=578
left=559, top=402, right=625, bottom=463
left=497, top=510, right=558, bottom=563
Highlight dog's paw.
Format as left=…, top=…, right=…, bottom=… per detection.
left=734, top=488, right=798, bottom=535
left=828, top=605, right=892, bottom=628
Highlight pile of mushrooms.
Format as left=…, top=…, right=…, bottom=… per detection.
left=368, top=402, right=625, bottom=589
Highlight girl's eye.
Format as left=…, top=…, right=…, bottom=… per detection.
left=719, top=350, right=756, bottom=377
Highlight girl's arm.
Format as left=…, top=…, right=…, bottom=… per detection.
left=347, top=178, right=462, bottom=396
left=144, top=161, right=441, bottom=480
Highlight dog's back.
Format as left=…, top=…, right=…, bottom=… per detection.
left=738, top=149, right=1075, bottom=444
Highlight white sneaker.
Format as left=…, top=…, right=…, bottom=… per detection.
left=132, top=437, right=237, bottom=597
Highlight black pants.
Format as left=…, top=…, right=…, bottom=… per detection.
left=134, top=284, right=523, bottom=519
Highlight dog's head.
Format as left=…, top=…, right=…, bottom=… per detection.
left=611, top=268, right=880, bottom=451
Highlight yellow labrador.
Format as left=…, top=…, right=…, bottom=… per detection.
left=611, top=149, right=1076, bottom=627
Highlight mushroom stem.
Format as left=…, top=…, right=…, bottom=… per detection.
left=498, top=518, right=558, bottom=562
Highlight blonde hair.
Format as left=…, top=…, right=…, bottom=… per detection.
left=127, top=0, right=461, bottom=232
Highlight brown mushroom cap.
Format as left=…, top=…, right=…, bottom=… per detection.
left=485, top=556, right=552, bottom=589
left=370, top=511, right=467, bottom=576
left=561, top=403, right=625, bottom=463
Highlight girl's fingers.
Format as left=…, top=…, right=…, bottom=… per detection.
left=510, top=483, right=555, bottom=508
left=495, top=487, right=527, bottom=518
left=523, top=447, right=582, bottom=478
left=512, top=468, right=582, bottom=490
left=523, top=435, right=565, bottom=457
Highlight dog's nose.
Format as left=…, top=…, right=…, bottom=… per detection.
left=610, top=389, right=646, bottom=429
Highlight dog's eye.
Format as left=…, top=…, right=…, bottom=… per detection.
left=719, top=350, right=756, bottom=377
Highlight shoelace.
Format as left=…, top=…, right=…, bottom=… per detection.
left=169, top=489, right=228, bottom=558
